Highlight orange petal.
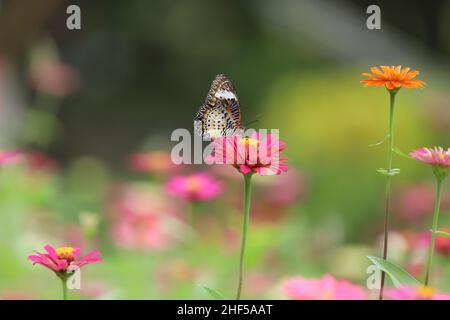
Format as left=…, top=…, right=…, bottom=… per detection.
left=405, top=70, right=419, bottom=79
left=400, top=67, right=410, bottom=78
left=380, top=65, right=391, bottom=74
left=403, top=80, right=425, bottom=88
left=385, top=82, right=395, bottom=90
left=370, top=66, right=384, bottom=76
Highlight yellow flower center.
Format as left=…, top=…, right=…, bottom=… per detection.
left=417, top=286, right=435, bottom=299
left=240, top=137, right=260, bottom=147
left=56, top=247, right=75, bottom=261
left=186, top=176, right=201, bottom=192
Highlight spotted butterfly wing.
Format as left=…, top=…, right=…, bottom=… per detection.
left=194, top=74, right=243, bottom=140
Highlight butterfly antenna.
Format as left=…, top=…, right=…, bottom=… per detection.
left=244, top=115, right=261, bottom=128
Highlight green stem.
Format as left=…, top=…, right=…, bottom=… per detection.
left=424, top=178, right=443, bottom=286
left=236, top=173, right=253, bottom=300
left=379, top=90, right=397, bottom=300
left=61, top=276, right=68, bottom=300
left=188, top=201, right=198, bottom=226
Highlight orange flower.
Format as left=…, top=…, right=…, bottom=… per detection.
left=361, top=65, right=425, bottom=90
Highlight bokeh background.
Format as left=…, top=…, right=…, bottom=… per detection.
left=0, top=0, right=450, bottom=299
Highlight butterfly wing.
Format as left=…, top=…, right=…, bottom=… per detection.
left=194, top=74, right=243, bottom=140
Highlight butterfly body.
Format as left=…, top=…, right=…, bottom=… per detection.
left=194, top=74, right=244, bottom=140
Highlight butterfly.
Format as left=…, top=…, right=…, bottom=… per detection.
left=194, top=74, right=244, bottom=140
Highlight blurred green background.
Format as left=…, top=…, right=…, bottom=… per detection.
left=0, top=0, right=450, bottom=299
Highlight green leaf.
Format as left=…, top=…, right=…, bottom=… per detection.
left=377, top=168, right=400, bottom=176
left=435, top=230, right=450, bottom=237
left=393, top=148, right=411, bottom=159
left=201, top=286, right=227, bottom=300
left=367, top=256, right=421, bottom=287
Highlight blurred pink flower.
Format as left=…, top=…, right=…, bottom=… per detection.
left=63, top=225, right=88, bottom=250
left=109, top=183, right=186, bottom=250
left=79, top=281, right=113, bottom=299
left=29, top=59, right=79, bottom=96
left=165, top=172, right=223, bottom=202
left=410, top=147, right=450, bottom=167
left=394, top=184, right=435, bottom=221
left=261, top=169, right=307, bottom=205
left=246, top=272, right=274, bottom=297
left=109, top=183, right=179, bottom=218
left=227, top=169, right=307, bottom=224
left=396, top=230, right=443, bottom=277
left=283, top=274, right=367, bottom=300
left=28, top=245, right=101, bottom=274
left=207, top=133, right=288, bottom=176
left=385, top=286, right=450, bottom=300
left=0, top=291, right=34, bottom=300
left=406, top=263, right=424, bottom=279
left=113, top=213, right=180, bottom=251
left=24, top=151, right=58, bottom=172
left=394, top=184, right=450, bottom=222
left=417, top=230, right=450, bottom=255
left=129, top=151, right=178, bottom=175
left=0, top=150, right=21, bottom=165
left=221, top=226, right=239, bottom=253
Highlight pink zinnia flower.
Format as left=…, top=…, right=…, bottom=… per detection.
left=417, top=230, right=450, bottom=256
left=129, top=151, right=178, bottom=175
left=385, top=286, right=450, bottom=300
left=28, top=245, right=101, bottom=274
left=113, top=213, right=184, bottom=251
left=411, top=147, right=450, bottom=181
left=109, top=183, right=186, bottom=250
left=410, top=147, right=450, bottom=168
left=206, top=132, right=288, bottom=176
left=283, top=274, right=367, bottom=300
left=0, top=151, right=21, bottom=165
left=394, top=184, right=436, bottom=221
left=165, top=172, right=223, bottom=202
